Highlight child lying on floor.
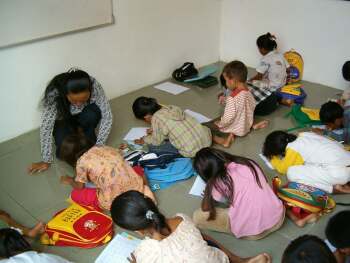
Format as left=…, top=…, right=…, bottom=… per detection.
left=59, top=133, right=155, bottom=211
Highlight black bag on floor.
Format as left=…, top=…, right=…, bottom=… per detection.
left=172, top=62, right=198, bottom=82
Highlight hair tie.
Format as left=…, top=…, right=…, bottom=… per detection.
left=145, top=210, right=154, bottom=220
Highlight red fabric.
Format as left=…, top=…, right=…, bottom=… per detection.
left=71, top=188, right=101, bottom=211
left=290, top=206, right=311, bottom=219
left=230, top=87, right=248, bottom=98
left=133, top=165, right=144, bottom=176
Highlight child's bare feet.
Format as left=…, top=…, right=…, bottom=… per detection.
left=252, top=120, right=269, bottom=130
left=333, top=184, right=350, bottom=194
left=213, top=134, right=234, bottom=148
left=242, top=253, right=271, bottom=263
left=287, top=209, right=320, bottom=227
left=27, top=222, right=45, bottom=238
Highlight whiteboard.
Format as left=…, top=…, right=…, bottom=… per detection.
left=0, top=0, right=113, bottom=48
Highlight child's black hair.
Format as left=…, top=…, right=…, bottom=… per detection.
left=343, top=61, right=350, bottom=81
left=257, top=32, right=277, bottom=52
left=42, top=69, right=92, bottom=119
left=59, top=131, right=94, bottom=167
left=325, top=210, right=350, bottom=249
left=111, top=190, right=171, bottom=236
left=320, top=101, right=344, bottom=124
left=222, top=60, right=248, bottom=82
left=219, top=73, right=227, bottom=88
left=263, top=131, right=297, bottom=159
left=193, top=147, right=267, bottom=220
left=132, top=97, right=162, bottom=120
left=282, top=235, right=337, bottom=263
left=0, top=228, right=31, bottom=258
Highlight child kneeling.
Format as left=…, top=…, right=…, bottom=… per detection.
left=59, top=133, right=155, bottom=211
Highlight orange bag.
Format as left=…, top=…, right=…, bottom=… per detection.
left=41, top=202, right=113, bottom=248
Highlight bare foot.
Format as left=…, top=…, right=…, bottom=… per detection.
left=213, top=134, right=234, bottom=148
left=243, top=253, right=272, bottom=263
left=333, top=184, right=350, bottom=194
left=294, top=213, right=319, bottom=227
left=252, top=120, right=269, bottom=130
left=27, top=222, right=45, bottom=238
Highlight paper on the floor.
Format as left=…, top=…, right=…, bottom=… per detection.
left=184, top=109, right=211, bottom=123
left=123, top=127, right=148, bottom=141
left=259, top=153, right=274, bottom=170
left=95, top=232, right=141, bottom=263
left=311, top=124, right=326, bottom=130
left=189, top=176, right=206, bottom=197
left=153, top=82, right=189, bottom=95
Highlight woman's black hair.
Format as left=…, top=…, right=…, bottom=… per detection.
left=59, top=131, right=94, bottom=167
left=111, top=190, right=171, bottom=236
left=325, top=210, right=350, bottom=249
left=42, top=69, right=92, bottom=120
left=263, top=131, right=297, bottom=159
left=342, top=61, right=350, bottom=81
left=282, top=235, right=337, bottom=263
left=320, top=101, right=344, bottom=124
left=257, top=32, right=277, bottom=52
left=0, top=228, right=32, bottom=258
left=193, top=147, right=267, bottom=220
left=132, top=97, right=161, bottom=120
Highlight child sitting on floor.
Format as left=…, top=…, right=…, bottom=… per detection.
left=319, top=101, right=350, bottom=144
left=325, top=210, right=350, bottom=263
left=0, top=228, right=72, bottom=262
left=249, top=33, right=289, bottom=116
left=0, top=210, right=44, bottom=238
left=59, top=133, right=155, bottom=211
left=111, top=190, right=271, bottom=263
left=263, top=131, right=350, bottom=226
left=192, top=147, right=284, bottom=240
left=132, top=97, right=212, bottom=157
left=282, top=235, right=337, bottom=263
left=207, top=61, right=268, bottom=147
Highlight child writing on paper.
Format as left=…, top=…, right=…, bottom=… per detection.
left=111, top=190, right=271, bottom=263
left=263, top=131, right=350, bottom=226
left=132, top=97, right=212, bottom=157
left=192, top=148, right=284, bottom=240
left=207, top=61, right=268, bottom=147
left=59, top=132, right=155, bottom=211
left=249, top=33, right=289, bottom=116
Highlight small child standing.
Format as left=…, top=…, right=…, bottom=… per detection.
left=59, top=133, right=155, bottom=211
left=208, top=61, right=268, bottom=147
left=192, top=148, right=284, bottom=240
left=249, top=33, right=289, bottom=116
left=132, top=97, right=212, bottom=157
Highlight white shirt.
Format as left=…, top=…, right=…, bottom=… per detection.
left=256, top=50, right=289, bottom=89
left=0, top=251, right=72, bottom=263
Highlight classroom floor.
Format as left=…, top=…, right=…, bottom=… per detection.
left=1, top=62, right=349, bottom=263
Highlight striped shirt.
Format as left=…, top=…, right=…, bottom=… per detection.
left=216, top=90, right=255, bottom=136
left=40, top=78, right=112, bottom=163
left=143, top=105, right=212, bottom=157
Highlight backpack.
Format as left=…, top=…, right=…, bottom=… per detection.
left=273, top=177, right=335, bottom=214
left=276, top=85, right=307, bottom=106
left=285, top=104, right=322, bottom=132
left=145, top=158, right=195, bottom=191
left=41, top=203, right=113, bottom=248
left=284, top=50, right=304, bottom=84
left=172, top=62, right=199, bottom=82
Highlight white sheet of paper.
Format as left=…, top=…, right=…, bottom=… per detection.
left=259, top=153, right=274, bottom=170
left=95, top=233, right=141, bottom=263
left=311, top=125, right=326, bottom=130
left=123, top=127, right=148, bottom=141
left=184, top=109, right=211, bottom=123
left=154, top=82, right=189, bottom=95
left=189, top=176, right=206, bottom=197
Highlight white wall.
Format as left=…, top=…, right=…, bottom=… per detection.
left=0, top=0, right=221, bottom=142
left=220, top=0, right=350, bottom=90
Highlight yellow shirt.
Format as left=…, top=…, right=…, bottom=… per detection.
left=271, top=148, right=304, bottom=175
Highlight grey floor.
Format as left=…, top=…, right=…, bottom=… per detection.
left=1, top=62, right=349, bottom=262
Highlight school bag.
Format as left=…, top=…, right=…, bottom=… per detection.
left=284, top=49, right=304, bottom=84
left=277, top=50, right=305, bottom=105
left=285, top=104, right=322, bottom=132
left=40, top=202, right=113, bottom=248
left=172, top=62, right=199, bottom=82
left=145, top=158, right=195, bottom=191
left=272, top=177, right=335, bottom=214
